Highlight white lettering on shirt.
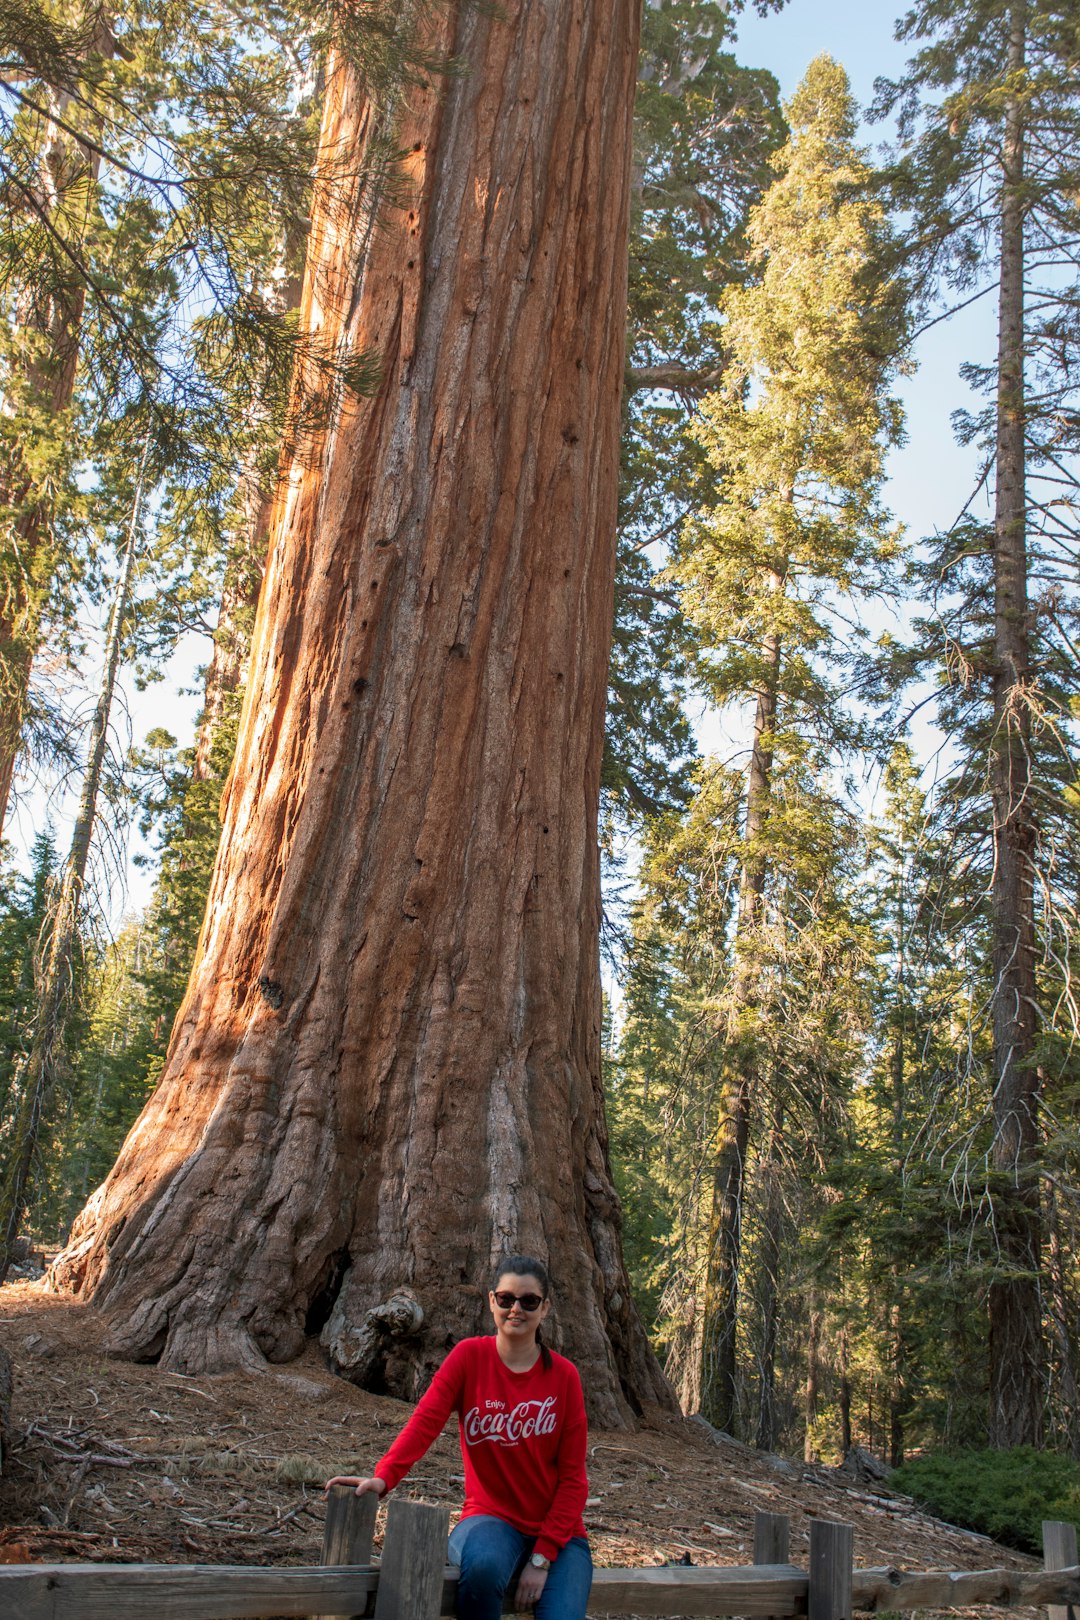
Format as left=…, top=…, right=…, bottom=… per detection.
left=463, top=1396, right=558, bottom=1446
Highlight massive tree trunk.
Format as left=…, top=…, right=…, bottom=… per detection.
left=52, top=0, right=674, bottom=1427
left=986, top=1, right=1043, bottom=1450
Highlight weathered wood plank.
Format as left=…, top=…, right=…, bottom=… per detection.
left=756, top=1513, right=794, bottom=1620
left=0, top=1563, right=379, bottom=1620
left=851, top=1564, right=1080, bottom=1612
left=584, top=1564, right=806, bottom=1616
left=313, top=1487, right=380, bottom=1620
left=1045, top=1522, right=1080, bottom=1620
left=373, top=1497, right=448, bottom=1620
left=755, top=1513, right=791, bottom=1566
left=809, top=1521, right=853, bottom=1620
left=4, top=1556, right=1080, bottom=1619
left=0, top=1561, right=807, bottom=1620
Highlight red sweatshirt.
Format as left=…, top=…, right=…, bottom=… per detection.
left=374, top=1336, right=588, bottom=1561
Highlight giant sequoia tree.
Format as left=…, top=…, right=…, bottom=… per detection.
left=53, top=0, right=674, bottom=1427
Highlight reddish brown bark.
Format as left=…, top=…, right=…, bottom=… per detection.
left=53, top=0, right=674, bottom=1426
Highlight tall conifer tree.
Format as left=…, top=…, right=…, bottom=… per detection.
left=671, top=55, right=906, bottom=1430
left=877, top=0, right=1080, bottom=1446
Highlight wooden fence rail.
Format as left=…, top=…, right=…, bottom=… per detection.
left=2, top=1501, right=1078, bottom=1620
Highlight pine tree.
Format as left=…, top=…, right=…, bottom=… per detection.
left=43, top=916, right=159, bottom=1237
left=606, top=2, right=786, bottom=832
left=667, top=55, right=906, bottom=1431
left=816, top=745, right=995, bottom=1459
left=876, top=0, right=1080, bottom=1446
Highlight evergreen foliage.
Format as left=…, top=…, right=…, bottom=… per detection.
left=606, top=1, right=787, bottom=834
left=647, top=53, right=906, bottom=1432
left=873, top=0, right=1080, bottom=1447
left=43, top=916, right=159, bottom=1235
left=0, top=830, right=58, bottom=1121
left=889, top=1447, right=1080, bottom=1553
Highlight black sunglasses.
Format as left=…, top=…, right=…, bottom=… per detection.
left=493, top=1290, right=545, bottom=1312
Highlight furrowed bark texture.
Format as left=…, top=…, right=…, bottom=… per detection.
left=53, top=0, right=673, bottom=1426
left=986, top=1, right=1042, bottom=1450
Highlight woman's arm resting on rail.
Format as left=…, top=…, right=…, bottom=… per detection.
left=323, top=1475, right=387, bottom=1495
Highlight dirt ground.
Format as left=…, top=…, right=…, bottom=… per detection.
left=0, top=1280, right=1037, bottom=1580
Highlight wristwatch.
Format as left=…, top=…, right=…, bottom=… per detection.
left=529, top=1554, right=550, bottom=1570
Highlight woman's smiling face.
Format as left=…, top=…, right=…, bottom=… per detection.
left=489, top=1271, right=551, bottom=1337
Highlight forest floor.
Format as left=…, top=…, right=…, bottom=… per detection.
left=0, top=1279, right=1036, bottom=1587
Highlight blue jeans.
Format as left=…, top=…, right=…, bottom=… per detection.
left=448, top=1514, right=593, bottom=1620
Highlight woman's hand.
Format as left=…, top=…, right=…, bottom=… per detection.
left=514, top=1562, right=549, bottom=1610
left=323, top=1475, right=388, bottom=1497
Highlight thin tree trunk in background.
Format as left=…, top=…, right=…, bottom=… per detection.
left=0, top=14, right=117, bottom=832
left=754, top=1098, right=784, bottom=1452
left=986, top=0, right=1043, bottom=1450
left=0, top=452, right=145, bottom=1277
left=888, top=918, right=909, bottom=1467
left=192, top=473, right=270, bottom=783
left=693, top=567, right=782, bottom=1431
left=887, top=1295, right=908, bottom=1467
left=839, top=1326, right=852, bottom=1455
left=53, top=0, right=674, bottom=1426
left=192, top=210, right=308, bottom=784
left=804, top=1295, right=822, bottom=1461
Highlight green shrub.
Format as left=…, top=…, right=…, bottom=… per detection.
left=889, top=1448, right=1080, bottom=1554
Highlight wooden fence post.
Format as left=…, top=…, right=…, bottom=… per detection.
left=373, top=1497, right=450, bottom=1620
left=755, top=1512, right=792, bottom=1620
left=1043, top=1520, right=1079, bottom=1620
left=755, top=1512, right=791, bottom=1566
left=809, top=1520, right=853, bottom=1620
left=312, top=1486, right=380, bottom=1620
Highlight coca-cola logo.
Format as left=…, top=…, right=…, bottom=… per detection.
left=464, top=1397, right=558, bottom=1446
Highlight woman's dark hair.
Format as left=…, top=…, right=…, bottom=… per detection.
left=493, top=1253, right=553, bottom=1371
